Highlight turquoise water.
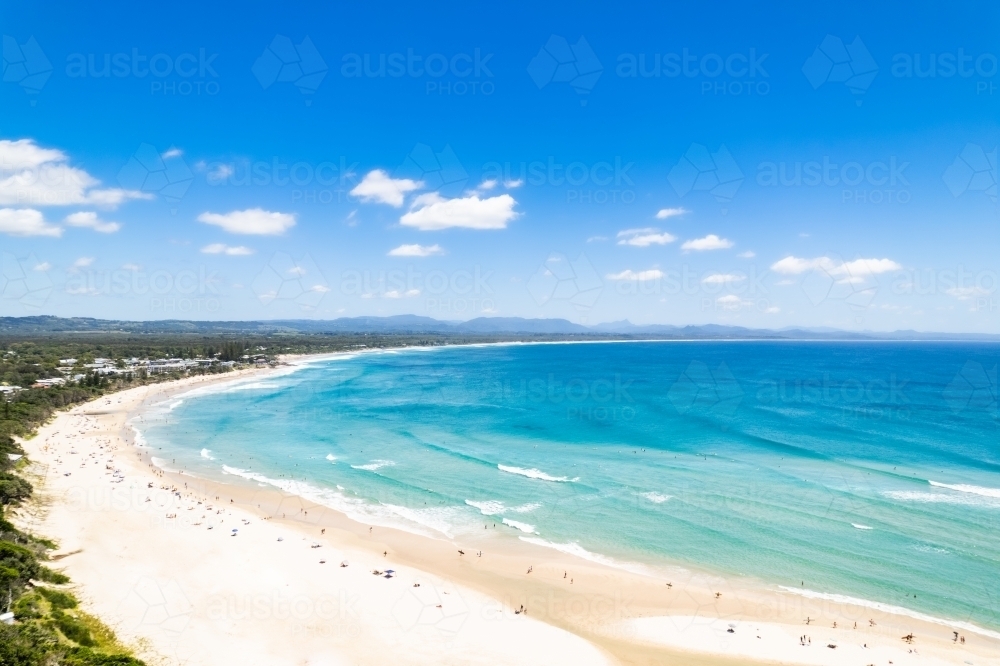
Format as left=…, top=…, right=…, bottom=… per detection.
left=139, top=341, right=1000, bottom=632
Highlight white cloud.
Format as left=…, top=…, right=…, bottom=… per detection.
left=350, top=169, right=422, bottom=207
left=34, top=262, right=51, bottom=272
left=388, top=243, right=444, bottom=257
left=384, top=288, right=421, bottom=299
left=606, top=268, right=664, bottom=281
left=504, top=179, right=524, bottom=189
left=201, top=243, right=254, bottom=256
left=476, top=179, right=498, bottom=192
left=206, top=162, right=234, bottom=184
left=161, top=147, right=183, bottom=159
left=655, top=207, right=688, bottom=220
left=681, top=234, right=734, bottom=251
left=738, top=250, right=755, bottom=258
left=0, top=139, right=147, bottom=208
left=72, top=256, right=94, bottom=270
left=770, top=256, right=902, bottom=277
left=702, top=273, right=745, bottom=284
left=400, top=192, right=518, bottom=231
left=0, top=208, right=61, bottom=237
left=587, top=235, right=608, bottom=243
left=616, top=227, right=676, bottom=247
left=764, top=306, right=780, bottom=313
left=945, top=286, right=991, bottom=301
left=65, top=211, right=121, bottom=233
left=122, top=263, right=141, bottom=271
left=197, top=208, right=296, bottom=235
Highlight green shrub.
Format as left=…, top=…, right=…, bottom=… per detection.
left=38, top=586, right=78, bottom=609
left=37, top=566, right=70, bottom=584
left=53, top=610, right=95, bottom=646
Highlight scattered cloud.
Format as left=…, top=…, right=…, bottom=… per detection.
left=34, top=262, right=51, bottom=272
left=345, top=210, right=358, bottom=227
left=737, top=250, right=755, bottom=258
left=655, top=207, right=688, bottom=220
left=65, top=211, right=121, bottom=233
left=0, top=208, right=62, bottom=237
left=702, top=273, right=745, bottom=284
left=383, top=289, right=421, bottom=299
left=945, top=286, right=992, bottom=301
left=122, top=263, right=141, bottom=271
left=400, top=192, right=518, bottom=231
left=197, top=208, right=296, bottom=235
left=681, top=234, right=733, bottom=251
left=476, top=179, right=497, bottom=192
left=350, top=169, right=422, bottom=207
left=617, top=227, right=676, bottom=247
left=587, top=235, right=608, bottom=243
left=161, top=147, right=183, bottom=159
left=71, top=256, right=94, bottom=270
left=770, top=256, right=902, bottom=277
left=201, top=243, right=255, bottom=256
left=504, top=179, right=524, bottom=189
left=388, top=243, right=444, bottom=257
left=0, top=139, right=147, bottom=208
left=606, top=268, right=664, bottom=281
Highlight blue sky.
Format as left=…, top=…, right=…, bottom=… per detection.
left=1, top=1, right=998, bottom=331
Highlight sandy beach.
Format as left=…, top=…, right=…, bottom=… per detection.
left=11, top=362, right=999, bottom=666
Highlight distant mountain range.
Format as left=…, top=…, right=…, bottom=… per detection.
left=1, top=315, right=998, bottom=341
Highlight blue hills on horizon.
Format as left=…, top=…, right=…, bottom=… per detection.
left=1, top=315, right=998, bottom=340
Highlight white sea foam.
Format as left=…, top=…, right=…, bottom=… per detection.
left=502, top=518, right=536, bottom=533
left=465, top=499, right=542, bottom=516
left=851, top=523, right=872, bottom=530
left=130, top=424, right=146, bottom=447
left=929, top=480, right=1000, bottom=498
left=498, top=464, right=578, bottom=482
left=220, top=465, right=463, bottom=539
left=200, top=448, right=214, bottom=460
left=465, top=499, right=506, bottom=515
left=778, top=586, right=1000, bottom=641
left=325, top=454, right=337, bottom=462
left=351, top=459, right=395, bottom=472
left=167, top=400, right=184, bottom=411
left=641, top=492, right=671, bottom=504
left=519, top=537, right=655, bottom=577
left=151, top=456, right=179, bottom=472
left=882, top=490, right=999, bottom=507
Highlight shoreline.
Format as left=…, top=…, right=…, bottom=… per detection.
left=13, top=357, right=999, bottom=665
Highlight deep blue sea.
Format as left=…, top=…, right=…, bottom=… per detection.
left=138, top=341, right=1000, bottom=633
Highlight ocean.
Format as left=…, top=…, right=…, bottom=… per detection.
left=137, top=341, right=1000, bottom=634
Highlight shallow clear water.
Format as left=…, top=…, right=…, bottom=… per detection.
left=139, top=341, right=1000, bottom=631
